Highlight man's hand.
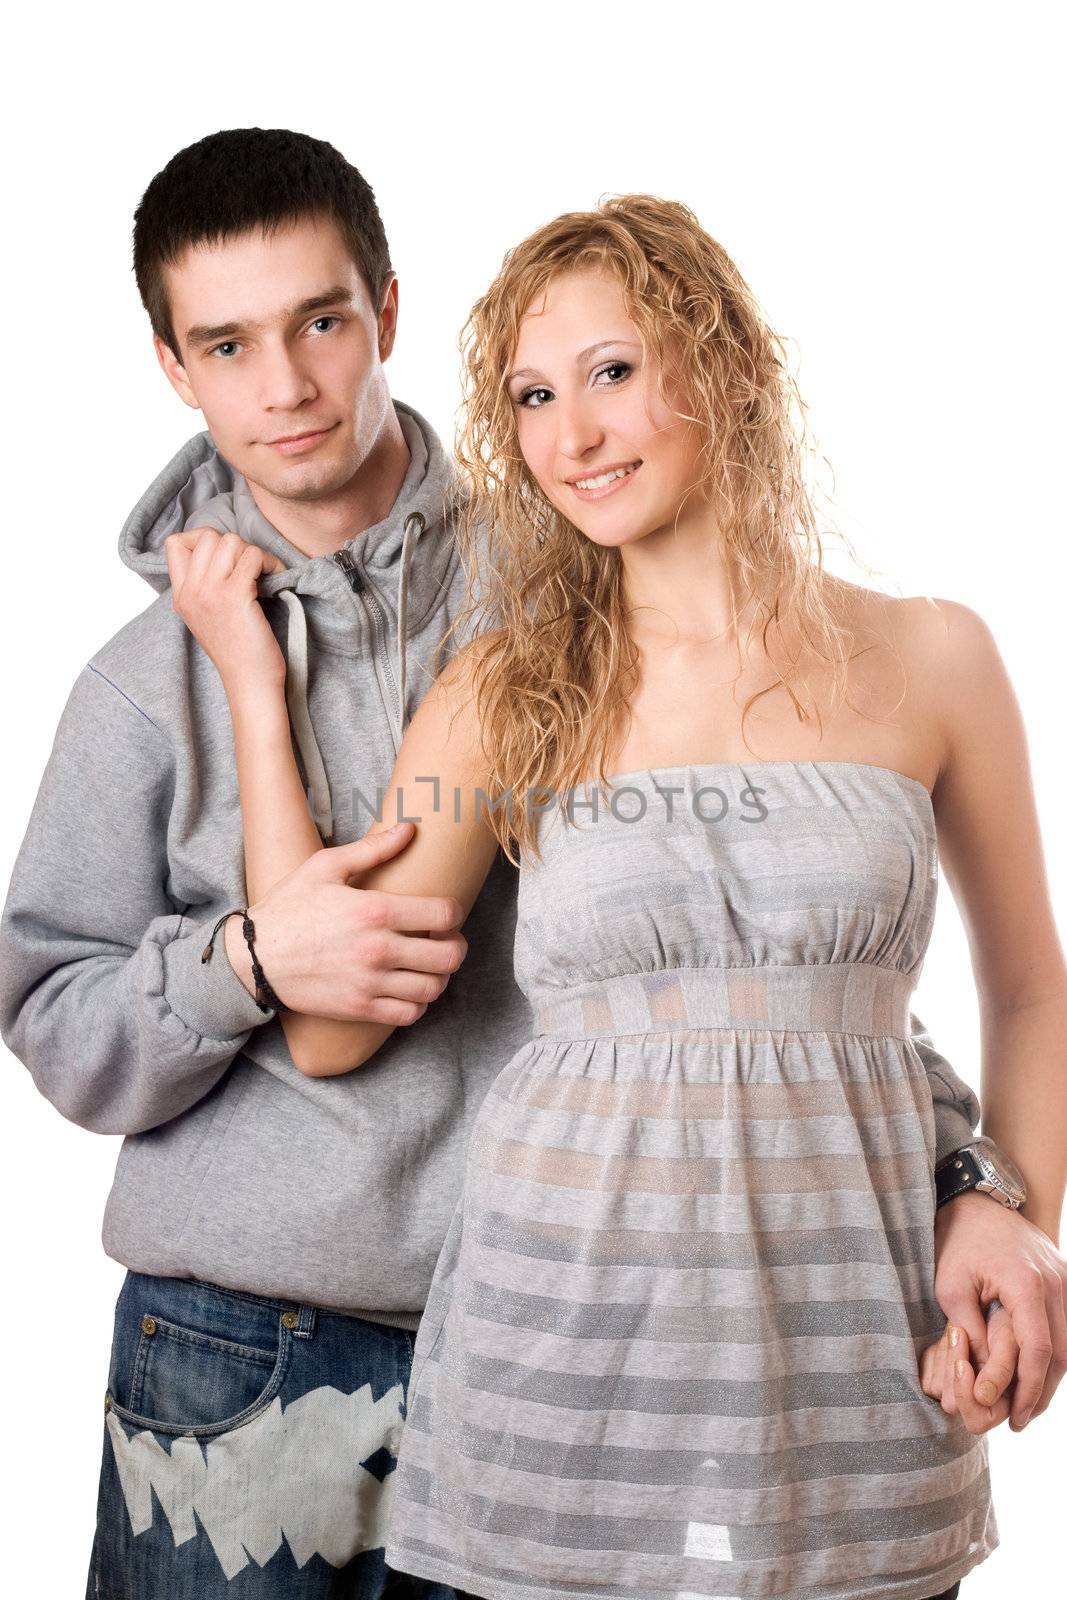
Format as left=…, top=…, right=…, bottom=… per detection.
left=926, top=1190, right=1067, bottom=1431
left=164, top=527, right=288, bottom=692
left=224, top=821, right=468, bottom=1026
left=919, top=1306, right=1018, bottom=1433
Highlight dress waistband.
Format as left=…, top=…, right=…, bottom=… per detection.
left=530, top=962, right=917, bottom=1041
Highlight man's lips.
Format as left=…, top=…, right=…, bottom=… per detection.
left=263, top=424, right=337, bottom=455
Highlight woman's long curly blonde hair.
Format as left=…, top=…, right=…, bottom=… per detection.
left=435, top=195, right=891, bottom=866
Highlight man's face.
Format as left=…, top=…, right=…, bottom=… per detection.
left=156, top=214, right=398, bottom=504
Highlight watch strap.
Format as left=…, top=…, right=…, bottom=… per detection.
left=935, top=1147, right=984, bottom=1208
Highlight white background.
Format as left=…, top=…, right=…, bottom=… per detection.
left=1, top=2, right=1063, bottom=1594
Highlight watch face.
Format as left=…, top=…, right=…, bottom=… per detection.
left=973, top=1137, right=1028, bottom=1202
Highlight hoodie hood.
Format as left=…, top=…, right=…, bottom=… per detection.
left=118, top=400, right=462, bottom=842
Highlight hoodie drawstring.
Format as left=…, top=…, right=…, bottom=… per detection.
left=395, top=510, right=425, bottom=744
left=273, top=509, right=427, bottom=846
left=277, top=590, right=335, bottom=845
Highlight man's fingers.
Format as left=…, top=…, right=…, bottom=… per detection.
left=351, top=924, right=467, bottom=979
left=1009, top=1289, right=1055, bottom=1427
left=372, top=963, right=458, bottom=1006
left=385, top=930, right=468, bottom=975
left=319, top=826, right=417, bottom=880
left=953, top=1348, right=1013, bottom=1434
left=972, top=1311, right=1019, bottom=1408
left=318, top=827, right=465, bottom=935
left=372, top=891, right=467, bottom=934
left=1025, top=1278, right=1067, bottom=1423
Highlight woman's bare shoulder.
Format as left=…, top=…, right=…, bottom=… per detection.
left=820, top=573, right=994, bottom=667
left=434, top=627, right=507, bottom=692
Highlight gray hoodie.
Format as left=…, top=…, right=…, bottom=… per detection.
left=0, top=400, right=980, bottom=1325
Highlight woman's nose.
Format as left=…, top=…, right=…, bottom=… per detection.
left=554, top=395, right=605, bottom=461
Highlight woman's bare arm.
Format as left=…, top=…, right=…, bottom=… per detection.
left=268, top=640, right=501, bottom=1075
left=163, top=526, right=501, bottom=1077
left=921, top=596, right=1067, bottom=1243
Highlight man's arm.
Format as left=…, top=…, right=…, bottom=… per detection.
left=0, top=664, right=273, bottom=1135
left=909, top=1008, right=981, bottom=1164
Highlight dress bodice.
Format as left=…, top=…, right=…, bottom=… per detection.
left=514, top=760, right=937, bottom=1016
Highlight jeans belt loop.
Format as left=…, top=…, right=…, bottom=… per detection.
left=294, top=1304, right=317, bottom=1340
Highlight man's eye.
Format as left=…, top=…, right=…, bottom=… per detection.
left=309, top=316, right=341, bottom=335
left=210, top=341, right=241, bottom=359
left=518, top=387, right=553, bottom=409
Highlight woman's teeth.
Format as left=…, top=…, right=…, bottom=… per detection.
left=574, top=462, right=640, bottom=491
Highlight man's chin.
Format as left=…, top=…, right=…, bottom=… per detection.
left=246, top=454, right=359, bottom=506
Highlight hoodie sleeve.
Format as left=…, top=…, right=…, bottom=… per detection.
left=909, top=1008, right=981, bottom=1164
left=0, top=664, right=274, bottom=1136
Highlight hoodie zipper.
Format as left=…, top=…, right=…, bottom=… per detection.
left=332, top=547, right=403, bottom=740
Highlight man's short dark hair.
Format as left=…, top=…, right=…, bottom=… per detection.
left=133, top=127, right=392, bottom=358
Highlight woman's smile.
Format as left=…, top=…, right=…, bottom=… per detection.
left=565, top=459, right=643, bottom=501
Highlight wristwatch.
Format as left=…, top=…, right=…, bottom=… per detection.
left=934, top=1136, right=1028, bottom=1211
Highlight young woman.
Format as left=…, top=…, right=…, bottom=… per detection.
left=168, top=197, right=1065, bottom=1600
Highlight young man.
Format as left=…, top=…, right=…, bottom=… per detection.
left=0, top=128, right=1009, bottom=1598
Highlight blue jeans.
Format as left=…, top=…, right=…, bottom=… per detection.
left=86, top=1271, right=470, bottom=1598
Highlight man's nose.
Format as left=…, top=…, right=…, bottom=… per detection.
left=259, top=342, right=318, bottom=412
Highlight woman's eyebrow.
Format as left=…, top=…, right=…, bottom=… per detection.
left=507, top=338, right=641, bottom=385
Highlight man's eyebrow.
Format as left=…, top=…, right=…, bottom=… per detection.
left=184, top=287, right=357, bottom=349
left=506, top=338, right=641, bottom=385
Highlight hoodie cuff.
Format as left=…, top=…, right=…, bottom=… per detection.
left=932, top=1098, right=981, bottom=1169
left=161, top=918, right=276, bottom=1042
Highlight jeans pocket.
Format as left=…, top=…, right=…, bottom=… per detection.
left=106, top=1289, right=294, bottom=1439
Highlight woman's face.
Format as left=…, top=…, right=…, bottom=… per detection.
left=506, top=267, right=706, bottom=550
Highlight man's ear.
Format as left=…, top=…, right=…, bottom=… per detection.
left=154, top=333, right=201, bottom=411
left=377, top=273, right=399, bottom=363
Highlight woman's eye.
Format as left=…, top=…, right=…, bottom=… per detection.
left=518, top=387, right=553, bottom=409
left=594, top=361, right=631, bottom=386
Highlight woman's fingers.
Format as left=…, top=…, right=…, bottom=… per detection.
left=166, top=527, right=286, bottom=595
left=162, top=528, right=288, bottom=684
left=919, top=1328, right=950, bottom=1401
left=927, top=1324, right=953, bottom=1414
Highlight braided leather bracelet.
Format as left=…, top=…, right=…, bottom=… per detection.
left=201, top=908, right=283, bottom=1014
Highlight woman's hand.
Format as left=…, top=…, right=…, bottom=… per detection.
left=164, top=527, right=288, bottom=694
left=920, top=1307, right=1019, bottom=1433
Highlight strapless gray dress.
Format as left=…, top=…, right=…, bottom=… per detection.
left=384, top=761, right=998, bottom=1600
